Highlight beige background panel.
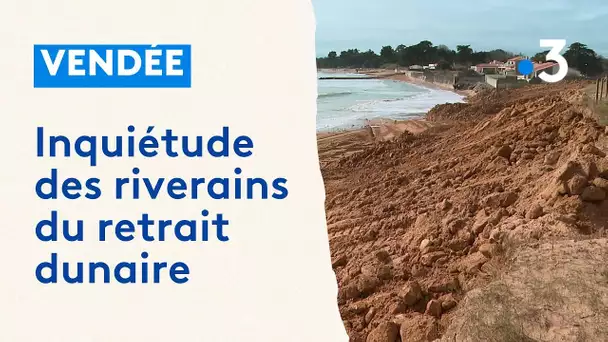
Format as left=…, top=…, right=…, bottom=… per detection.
left=0, top=0, right=348, bottom=341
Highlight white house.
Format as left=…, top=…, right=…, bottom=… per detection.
left=505, top=56, right=525, bottom=70
left=474, top=61, right=506, bottom=74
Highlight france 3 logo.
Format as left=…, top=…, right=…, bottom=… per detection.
left=33, top=44, right=191, bottom=88
left=515, top=40, right=568, bottom=83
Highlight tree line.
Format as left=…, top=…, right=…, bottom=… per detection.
left=316, top=41, right=606, bottom=77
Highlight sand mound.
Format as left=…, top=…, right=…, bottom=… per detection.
left=318, top=80, right=608, bottom=341
left=442, top=238, right=608, bottom=342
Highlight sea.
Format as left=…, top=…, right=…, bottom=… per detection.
left=316, top=71, right=465, bottom=131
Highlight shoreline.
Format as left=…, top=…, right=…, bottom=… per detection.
left=316, top=68, right=471, bottom=136
left=317, top=117, right=442, bottom=165
left=318, top=68, right=475, bottom=98
left=384, top=73, right=475, bottom=98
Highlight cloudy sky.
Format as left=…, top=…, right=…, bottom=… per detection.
left=313, top=0, right=608, bottom=57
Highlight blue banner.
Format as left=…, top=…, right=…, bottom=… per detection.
left=33, top=44, right=191, bottom=88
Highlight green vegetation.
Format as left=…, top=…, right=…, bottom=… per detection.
left=317, top=41, right=606, bottom=77
left=564, top=43, right=605, bottom=76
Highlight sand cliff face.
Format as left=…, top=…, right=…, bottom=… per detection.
left=318, top=81, right=608, bottom=342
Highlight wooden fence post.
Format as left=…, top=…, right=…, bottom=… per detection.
left=601, top=78, right=605, bottom=100
left=597, top=79, right=601, bottom=103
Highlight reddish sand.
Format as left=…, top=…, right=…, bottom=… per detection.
left=318, top=81, right=608, bottom=341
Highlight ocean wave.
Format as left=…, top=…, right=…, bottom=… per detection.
left=318, top=91, right=353, bottom=99
left=316, top=75, right=464, bottom=131
left=346, top=90, right=463, bottom=114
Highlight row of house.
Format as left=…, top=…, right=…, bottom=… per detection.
left=472, top=56, right=558, bottom=81
left=401, top=57, right=560, bottom=89
left=408, top=64, right=437, bottom=71
left=406, top=57, right=558, bottom=81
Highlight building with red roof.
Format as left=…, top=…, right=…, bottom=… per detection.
left=474, top=56, right=559, bottom=81
left=505, top=56, right=525, bottom=69
left=525, top=61, right=558, bottom=80
left=473, top=61, right=506, bottom=74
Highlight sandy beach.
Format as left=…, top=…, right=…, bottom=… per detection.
left=316, top=68, right=471, bottom=161
left=318, top=80, right=608, bottom=341
left=317, top=69, right=464, bottom=132
left=317, top=68, right=471, bottom=133
left=322, top=67, right=475, bottom=98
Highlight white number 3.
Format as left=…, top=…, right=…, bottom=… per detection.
left=539, top=39, right=568, bottom=83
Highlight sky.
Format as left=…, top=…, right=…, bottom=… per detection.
left=313, top=0, right=608, bottom=58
